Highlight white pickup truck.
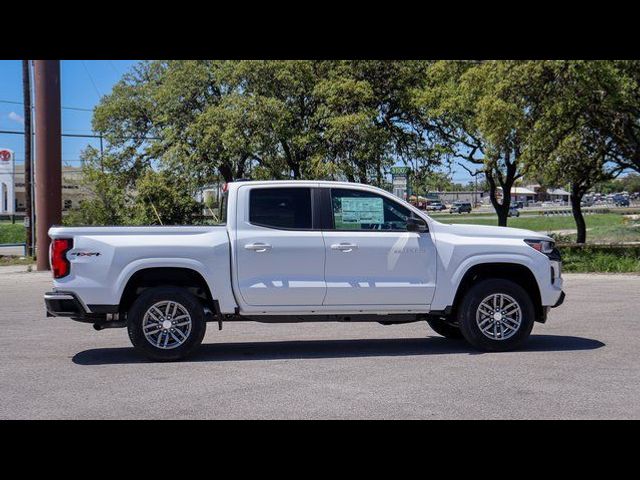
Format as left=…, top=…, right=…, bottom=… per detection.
left=45, top=180, right=565, bottom=361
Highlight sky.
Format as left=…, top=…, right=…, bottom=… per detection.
left=0, top=60, right=138, bottom=168
left=0, top=60, right=475, bottom=183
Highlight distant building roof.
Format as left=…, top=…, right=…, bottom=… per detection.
left=498, top=186, right=536, bottom=195
left=547, top=188, right=570, bottom=196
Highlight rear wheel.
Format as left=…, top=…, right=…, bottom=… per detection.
left=426, top=317, right=463, bottom=339
left=127, top=286, right=206, bottom=361
left=457, top=278, right=534, bottom=351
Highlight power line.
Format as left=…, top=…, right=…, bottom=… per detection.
left=0, top=99, right=93, bottom=112
left=0, top=129, right=160, bottom=141
left=81, top=60, right=102, bottom=98
left=108, top=60, right=123, bottom=76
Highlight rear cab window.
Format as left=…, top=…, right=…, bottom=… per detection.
left=218, top=192, right=228, bottom=224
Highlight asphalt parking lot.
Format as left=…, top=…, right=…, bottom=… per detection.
left=1, top=267, right=639, bottom=419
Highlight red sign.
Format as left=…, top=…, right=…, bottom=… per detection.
left=0, top=149, right=12, bottom=163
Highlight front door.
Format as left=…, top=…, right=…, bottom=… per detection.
left=235, top=186, right=326, bottom=307
left=322, top=187, right=437, bottom=308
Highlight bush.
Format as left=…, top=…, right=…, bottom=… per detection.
left=560, top=245, right=640, bottom=273
left=0, top=223, right=25, bottom=244
left=131, top=171, right=202, bottom=225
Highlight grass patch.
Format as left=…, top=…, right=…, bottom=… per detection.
left=560, top=245, right=640, bottom=273
left=440, top=212, right=623, bottom=231
left=0, top=223, right=25, bottom=244
left=0, top=256, right=34, bottom=267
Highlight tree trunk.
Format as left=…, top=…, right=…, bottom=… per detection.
left=219, top=164, right=233, bottom=183
left=357, top=160, right=368, bottom=185
left=280, top=140, right=299, bottom=179
left=486, top=171, right=511, bottom=227
left=570, top=183, right=587, bottom=244
left=235, top=157, right=246, bottom=180
left=494, top=200, right=509, bottom=226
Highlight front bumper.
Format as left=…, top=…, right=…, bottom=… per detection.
left=44, top=291, right=88, bottom=319
left=552, top=291, right=565, bottom=308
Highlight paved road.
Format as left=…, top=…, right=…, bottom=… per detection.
left=1, top=268, right=639, bottom=419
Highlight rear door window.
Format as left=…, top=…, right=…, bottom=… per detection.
left=249, top=188, right=312, bottom=229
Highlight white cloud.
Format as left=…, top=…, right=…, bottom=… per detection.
left=8, top=111, right=24, bottom=124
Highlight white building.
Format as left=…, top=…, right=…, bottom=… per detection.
left=0, top=147, right=86, bottom=216
left=547, top=188, right=570, bottom=202
left=0, top=148, right=15, bottom=214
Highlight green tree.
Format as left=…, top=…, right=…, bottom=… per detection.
left=415, top=60, right=550, bottom=226
left=584, top=61, right=640, bottom=175
left=131, top=170, right=202, bottom=225
left=310, top=61, right=434, bottom=184
left=525, top=61, right=627, bottom=243
left=90, top=60, right=443, bottom=189
left=530, top=127, right=612, bottom=243
left=65, top=146, right=129, bottom=226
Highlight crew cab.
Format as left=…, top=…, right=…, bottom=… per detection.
left=45, top=181, right=565, bottom=361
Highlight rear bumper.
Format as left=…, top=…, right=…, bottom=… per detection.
left=44, top=291, right=88, bottom=318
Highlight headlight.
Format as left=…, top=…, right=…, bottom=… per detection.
left=524, top=239, right=555, bottom=254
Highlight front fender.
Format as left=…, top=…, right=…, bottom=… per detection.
left=430, top=252, right=545, bottom=311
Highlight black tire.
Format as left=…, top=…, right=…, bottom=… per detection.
left=457, top=278, right=535, bottom=352
left=127, top=286, right=206, bottom=361
left=426, top=317, right=464, bottom=339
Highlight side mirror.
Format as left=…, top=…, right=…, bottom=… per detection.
left=406, top=216, right=428, bottom=233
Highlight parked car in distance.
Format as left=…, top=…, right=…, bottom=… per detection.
left=450, top=201, right=472, bottom=214
left=613, top=194, right=630, bottom=207
left=426, top=201, right=446, bottom=211
left=508, top=205, right=520, bottom=217
left=45, top=180, right=565, bottom=361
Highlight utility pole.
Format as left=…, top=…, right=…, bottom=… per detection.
left=475, top=173, right=478, bottom=207
left=34, top=60, right=62, bottom=271
left=22, top=60, right=33, bottom=257
left=99, top=132, right=104, bottom=172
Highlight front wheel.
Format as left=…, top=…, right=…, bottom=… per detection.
left=457, top=278, right=534, bottom=352
left=127, top=286, right=207, bottom=361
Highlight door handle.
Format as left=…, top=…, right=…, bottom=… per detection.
left=244, top=243, right=272, bottom=252
left=331, top=243, right=358, bottom=252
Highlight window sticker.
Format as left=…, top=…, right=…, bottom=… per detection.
left=340, top=197, right=384, bottom=224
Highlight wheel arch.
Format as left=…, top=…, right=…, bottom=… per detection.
left=118, top=265, right=215, bottom=314
left=450, top=262, right=544, bottom=323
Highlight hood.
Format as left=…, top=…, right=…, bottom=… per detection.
left=434, top=222, right=552, bottom=242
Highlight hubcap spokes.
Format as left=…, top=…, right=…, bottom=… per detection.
left=476, top=293, right=521, bottom=341
left=143, top=300, right=192, bottom=349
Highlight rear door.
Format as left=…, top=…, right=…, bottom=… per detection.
left=322, top=187, right=437, bottom=308
left=235, top=185, right=326, bottom=307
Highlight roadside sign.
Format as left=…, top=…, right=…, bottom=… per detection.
left=391, top=166, right=410, bottom=177
left=391, top=166, right=411, bottom=199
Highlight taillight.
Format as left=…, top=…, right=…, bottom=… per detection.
left=50, top=238, right=73, bottom=279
